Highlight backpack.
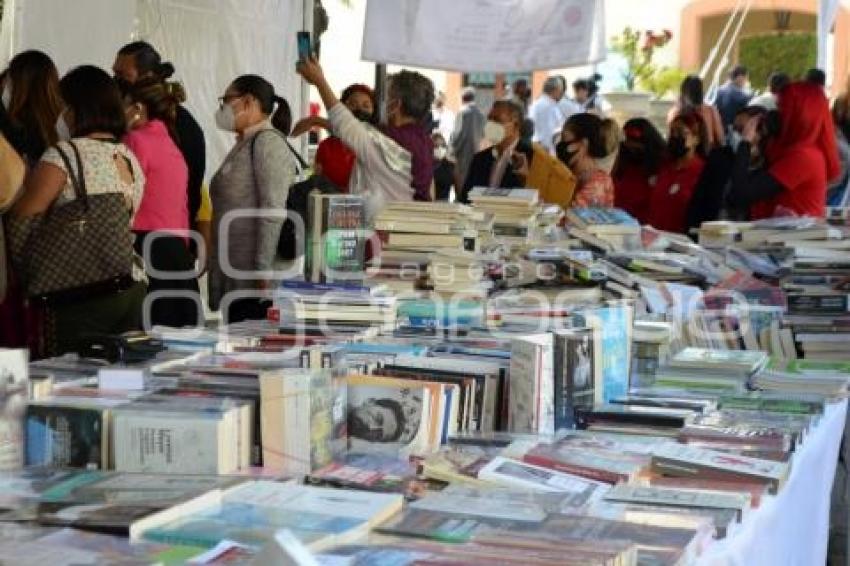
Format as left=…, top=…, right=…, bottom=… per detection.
left=250, top=131, right=339, bottom=261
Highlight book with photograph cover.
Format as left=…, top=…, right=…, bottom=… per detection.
left=477, top=456, right=608, bottom=506
left=0, top=349, right=28, bottom=471
left=25, top=402, right=109, bottom=470
left=553, top=328, right=595, bottom=430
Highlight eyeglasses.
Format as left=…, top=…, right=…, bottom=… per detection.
left=218, top=93, right=242, bottom=106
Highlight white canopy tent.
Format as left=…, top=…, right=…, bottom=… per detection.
left=0, top=0, right=312, bottom=175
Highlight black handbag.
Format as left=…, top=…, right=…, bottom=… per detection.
left=7, top=141, right=135, bottom=303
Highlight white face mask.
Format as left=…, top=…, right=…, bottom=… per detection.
left=1, top=80, right=11, bottom=109
left=55, top=113, right=71, bottom=142
left=483, top=120, right=506, bottom=146
left=215, top=103, right=237, bottom=132
left=434, top=146, right=447, bottom=160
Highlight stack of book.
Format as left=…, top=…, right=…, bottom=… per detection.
left=650, top=347, right=769, bottom=393
left=630, top=320, right=675, bottom=388
left=427, top=249, right=493, bottom=299
left=275, top=281, right=398, bottom=337
left=468, top=187, right=541, bottom=245
left=566, top=207, right=642, bottom=250
left=373, top=201, right=480, bottom=255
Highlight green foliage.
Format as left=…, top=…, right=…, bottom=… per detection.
left=739, top=32, right=817, bottom=91
left=610, top=27, right=674, bottom=92
left=640, top=67, right=689, bottom=100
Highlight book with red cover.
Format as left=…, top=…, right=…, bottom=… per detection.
left=522, top=443, right=648, bottom=484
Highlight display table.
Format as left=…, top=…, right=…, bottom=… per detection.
left=697, top=400, right=848, bottom=566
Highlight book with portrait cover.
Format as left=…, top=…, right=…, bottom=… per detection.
left=553, top=328, right=595, bottom=430
left=345, top=376, right=434, bottom=457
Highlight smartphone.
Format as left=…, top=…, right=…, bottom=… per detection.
left=297, top=31, right=312, bottom=63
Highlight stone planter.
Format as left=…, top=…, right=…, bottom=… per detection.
left=604, top=91, right=652, bottom=125
left=649, top=99, right=676, bottom=135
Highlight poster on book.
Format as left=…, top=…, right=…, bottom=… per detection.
left=362, top=0, right=607, bottom=72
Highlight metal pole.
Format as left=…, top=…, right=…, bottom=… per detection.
left=374, top=63, right=388, bottom=123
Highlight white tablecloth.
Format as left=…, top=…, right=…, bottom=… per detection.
left=697, top=399, right=848, bottom=566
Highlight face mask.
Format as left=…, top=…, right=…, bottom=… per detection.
left=215, top=103, right=237, bottom=132
left=483, top=120, right=506, bottom=146
left=667, top=136, right=689, bottom=159
left=1, top=81, right=11, bottom=109
left=556, top=140, right=579, bottom=167
left=352, top=109, right=375, bottom=124
left=55, top=113, right=71, bottom=142
left=434, top=146, right=447, bottom=160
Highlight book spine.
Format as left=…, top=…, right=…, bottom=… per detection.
left=787, top=294, right=850, bottom=314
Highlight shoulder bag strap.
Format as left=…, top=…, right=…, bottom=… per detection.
left=54, top=142, right=87, bottom=207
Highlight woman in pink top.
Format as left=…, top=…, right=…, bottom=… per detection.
left=120, top=77, right=199, bottom=328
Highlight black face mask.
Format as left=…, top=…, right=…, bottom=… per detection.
left=556, top=141, right=578, bottom=168
left=352, top=109, right=376, bottom=125
left=667, top=136, right=689, bottom=159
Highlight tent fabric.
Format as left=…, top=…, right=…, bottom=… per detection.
left=0, top=0, right=306, bottom=180
left=818, top=0, right=841, bottom=70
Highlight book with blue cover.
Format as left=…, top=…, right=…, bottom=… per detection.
left=575, top=304, right=634, bottom=404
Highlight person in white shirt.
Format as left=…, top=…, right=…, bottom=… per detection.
left=431, top=91, right=455, bottom=142
left=529, top=76, right=565, bottom=154
left=555, top=75, right=581, bottom=125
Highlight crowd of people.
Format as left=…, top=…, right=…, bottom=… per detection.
left=0, top=43, right=846, bottom=359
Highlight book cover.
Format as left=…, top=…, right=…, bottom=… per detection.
left=376, top=508, right=543, bottom=543
left=575, top=303, right=633, bottom=403
left=0, top=349, right=28, bottom=471
left=508, top=334, right=554, bottom=436
left=477, top=456, right=608, bottom=505
left=410, top=485, right=548, bottom=522
left=523, top=443, right=647, bottom=484
left=346, top=379, right=431, bottom=457
left=553, top=328, right=595, bottom=430
left=306, top=194, right=366, bottom=284
left=603, top=484, right=750, bottom=518
left=25, top=403, right=107, bottom=470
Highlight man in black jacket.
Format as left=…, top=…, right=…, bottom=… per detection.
left=460, top=100, right=532, bottom=202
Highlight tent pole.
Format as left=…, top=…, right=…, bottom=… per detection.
left=375, top=63, right=388, bottom=123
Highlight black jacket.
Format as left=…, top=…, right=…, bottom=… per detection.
left=175, top=105, right=206, bottom=231
left=460, top=140, right=533, bottom=202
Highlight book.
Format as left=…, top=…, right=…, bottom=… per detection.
left=259, top=369, right=346, bottom=476
left=668, top=347, right=768, bottom=374
left=25, top=401, right=111, bottom=470
left=523, top=442, right=648, bottom=484
left=552, top=328, right=595, bottom=430
left=575, top=303, right=634, bottom=403
left=375, top=508, right=541, bottom=543
left=132, top=481, right=404, bottom=552
left=477, top=456, right=608, bottom=504
left=508, top=334, right=555, bottom=436
left=111, top=397, right=249, bottom=475
left=0, top=349, right=28, bottom=471
left=306, top=452, right=422, bottom=498
left=409, top=485, right=548, bottom=522
left=787, top=292, right=850, bottom=314
left=345, top=376, right=434, bottom=456
left=650, top=443, right=790, bottom=493
left=602, top=483, right=750, bottom=521
left=305, top=193, right=366, bottom=284
left=566, top=207, right=640, bottom=235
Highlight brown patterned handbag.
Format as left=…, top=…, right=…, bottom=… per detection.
left=7, top=141, right=134, bottom=303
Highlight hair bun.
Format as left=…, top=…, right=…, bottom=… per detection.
left=157, top=62, right=175, bottom=80
left=166, top=81, right=187, bottom=104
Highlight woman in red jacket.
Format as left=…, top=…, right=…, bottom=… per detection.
left=647, top=111, right=708, bottom=233
left=729, top=81, right=841, bottom=219
left=612, top=118, right=666, bottom=224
